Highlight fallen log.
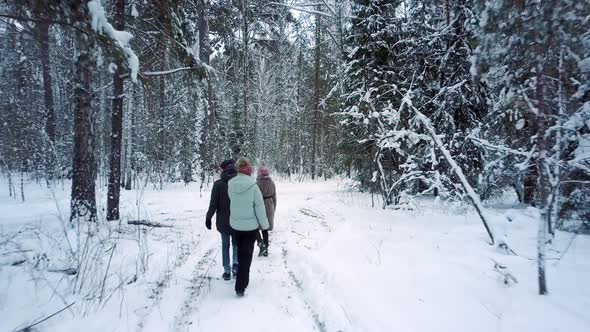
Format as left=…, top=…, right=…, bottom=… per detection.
left=128, top=220, right=173, bottom=228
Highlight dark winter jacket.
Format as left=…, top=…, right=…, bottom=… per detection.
left=206, top=166, right=237, bottom=234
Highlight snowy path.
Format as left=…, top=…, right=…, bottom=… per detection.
left=137, top=183, right=339, bottom=332
left=2, top=180, right=590, bottom=332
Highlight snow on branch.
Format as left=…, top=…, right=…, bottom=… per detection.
left=401, top=89, right=502, bottom=247
left=88, top=0, right=139, bottom=82
left=267, top=2, right=355, bottom=19
left=141, top=67, right=204, bottom=77
left=468, top=136, right=533, bottom=157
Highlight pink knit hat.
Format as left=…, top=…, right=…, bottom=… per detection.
left=257, top=166, right=270, bottom=178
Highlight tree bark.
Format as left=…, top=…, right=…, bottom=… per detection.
left=242, top=0, right=250, bottom=149
left=70, top=1, right=97, bottom=224
left=535, top=46, right=549, bottom=297
left=107, top=0, right=126, bottom=221
left=311, top=8, right=321, bottom=180
left=197, top=0, right=211, bottom=183
left=36, top=21, right=56, bottom=143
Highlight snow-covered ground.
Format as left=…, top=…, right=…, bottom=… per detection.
left=1, top=178, right=589, bottom=332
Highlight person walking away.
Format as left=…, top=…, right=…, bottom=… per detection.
left=205, top=159, right=239, bottom=281
left=255, top=167, right=276, bottom=257
left=228, top=157, right=270, bottom=297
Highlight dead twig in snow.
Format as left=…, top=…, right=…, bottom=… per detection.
left=491, top=258, right=518, bottom=285
left=340, top=304, right=352, bottom=325
left=15, top=302, right=75, bottom=332
left=290, top=230, right=307, bottom=238
left=299, top=208, right=324, bottom=219
left=47, top=268, right=77, bottom=275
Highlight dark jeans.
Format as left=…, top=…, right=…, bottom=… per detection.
left=234, top=229, right=258, bottom=293
left=255, top=229, right=269, bottom=246
left=220, top=232, right=238, bottom=274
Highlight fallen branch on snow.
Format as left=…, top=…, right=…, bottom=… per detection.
left=47, top=268, right=77, bottom=275
left=299, top=208, right=324, bottom=219
left=128, top=220, right=173, bottom=228
left=15, top=302, right=75, bottom=332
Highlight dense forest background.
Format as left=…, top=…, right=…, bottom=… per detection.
left=0, top=0, right=588, bottom=256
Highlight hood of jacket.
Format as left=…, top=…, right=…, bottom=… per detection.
left=221, top=165, right=237, bottom=182
left=228, top=173, right=257, bottom=194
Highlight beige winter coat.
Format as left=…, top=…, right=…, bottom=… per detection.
left=256, top=177, right=276, bottom=231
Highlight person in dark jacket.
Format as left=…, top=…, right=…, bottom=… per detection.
left=206, top=159, right=238, bottom=280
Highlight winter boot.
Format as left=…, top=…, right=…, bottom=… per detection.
left=236, top=290, right=245, bottom=297
left=222, top=272, right=231, bottom=281
left=259, top=244, right=268, bottom=257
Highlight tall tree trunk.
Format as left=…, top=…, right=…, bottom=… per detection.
left=36, top=21, right=56, bottom=144
left=198, top=0, right=211, bottom=182
left=158, top=45, right=166, bottom=188
left=242, top=0, right=249, bottom=150
left=70, top=1, right=98, bottom=224
left=535, top=5, right=550, bottom=295
left=107, top=0, right=126, bottom=221
left=311, top=9, right=321, bottom=180
left=197, top=0, right=213, bottom=127
left=124, top=83, right=135, bottom=191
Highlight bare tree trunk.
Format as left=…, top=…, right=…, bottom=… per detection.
left=8, top=172, right=13, bottom=198
left=124, top=83, right=134, bottom=191
left=311, top=8, right=321, bottom=180
left=198, top=0, right=214, bottom=127
left=158, top=43, right=166, bottom=186
left=20, top=171, right=25, bottom=202
left=107, top=0, right=126, bottom=221
left=242, top=0, right=250, bottom=149
left=445, top=0, right=450, bottom=25
left=70, top=1, right=97, bottom=224
left=198, top=0, right=211, bottom=183
left=36, top=21, right=56, bottom=144
left=535, top=52, right=549, bottom=297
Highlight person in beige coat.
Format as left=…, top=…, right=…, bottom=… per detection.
left=255, top=166, right=276, bottom=256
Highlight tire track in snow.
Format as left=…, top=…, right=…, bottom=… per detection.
left=173, top=246, right=219, bottom=330
left=278, top=204, right=339, bottom=332
left=136, top=225, right=199, bottom=331
left=137, top=238, right=218, bottom=332
left=281, top=201, right=350, bottom=332
left=281, top=247, right=328, bottom=332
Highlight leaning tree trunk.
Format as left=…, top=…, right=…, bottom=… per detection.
left=107, top=0, right=126, bottom=221
left=70, top=1, right=98, bottom=224
left=411, top=106, right=498, bottom=246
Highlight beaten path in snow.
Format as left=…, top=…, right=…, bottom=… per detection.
left=140, top=182, right=341, bottom=332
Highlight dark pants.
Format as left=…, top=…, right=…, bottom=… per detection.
left=256, top=229, right=269, bottom=246
left=234, top=229, right=258, bottom=292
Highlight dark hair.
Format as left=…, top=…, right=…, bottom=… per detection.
left=220, top=159, right=235, bottom=170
